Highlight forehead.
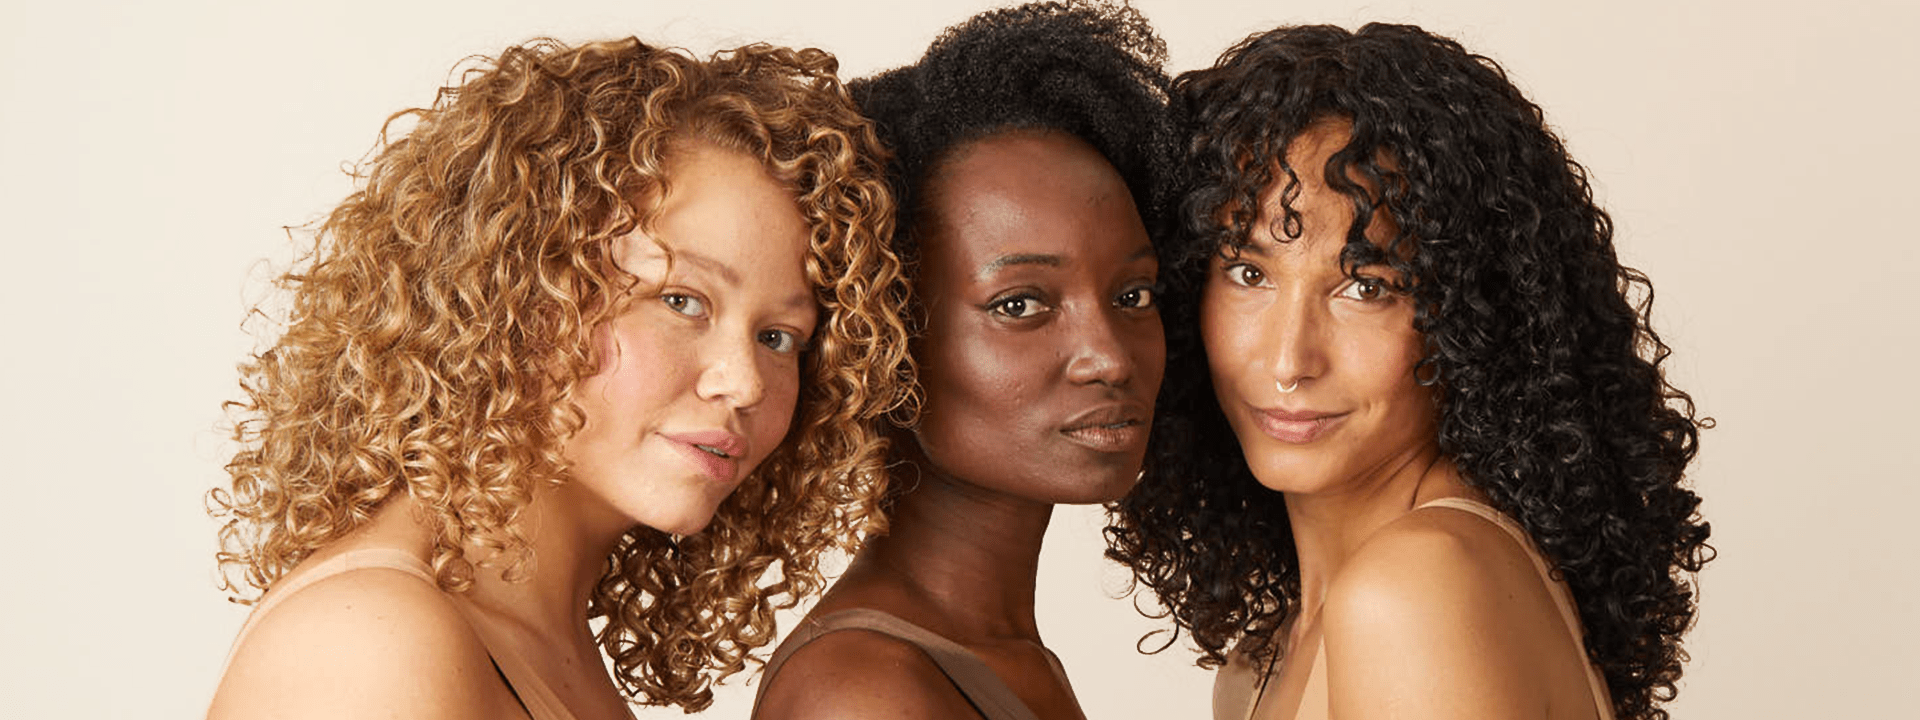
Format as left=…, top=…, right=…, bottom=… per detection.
left=619, top=142, right=815, bottom=303
left=920, top=131, right=1141, bottom=270
left=1265, top=118, right=1354, bottom=201
left=1235, top=119, right=1405, bottom=260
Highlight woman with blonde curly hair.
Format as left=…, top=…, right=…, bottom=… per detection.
left=206, top=36, right=913, bottom=720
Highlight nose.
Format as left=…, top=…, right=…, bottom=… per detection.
left=1264, top=293, right=1328, bottom=391
left=1063, top=308, right=1140, bottom=388
left=695, top=334, right=767, bottom=410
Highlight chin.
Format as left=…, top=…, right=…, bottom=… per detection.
left=1243, top=452, right=1332, bottom=496
left=1052, top=468, right=1142, bottom=505
left=632, top=500, right=727, bottom=538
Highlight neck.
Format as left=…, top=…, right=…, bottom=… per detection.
left=845, top=460, right=1055, bottom=641
left=465, top=481, right=631, bottom=641
left=1284, top=443, right=1464, bottom=616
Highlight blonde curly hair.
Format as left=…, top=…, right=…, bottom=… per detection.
left=209, top=37, right=916, bottom=711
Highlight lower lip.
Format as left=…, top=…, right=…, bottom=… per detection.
left=1061, top=423, right=1147, bottom=453
left=670, top=439, right=739, bottom=483
left=1253, top=411, right=1344, bottom=444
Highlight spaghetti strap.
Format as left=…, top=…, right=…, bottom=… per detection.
left=215, top=548, right=601, bottom=720
left=1416, top=497, right=1617, bottom=720
left=219, top=548, right=437, bottom=670
left=756, top=608, right=1041, bottom=720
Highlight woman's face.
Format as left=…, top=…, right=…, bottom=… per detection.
left=908, top=131, right=1165, bottom=504
left=563, top=142, right=817, bottom=536
left=1201, top=122, right=1436, bottom=497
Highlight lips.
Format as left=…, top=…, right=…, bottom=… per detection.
left=661, top=429, right=746, bottom=482
left=1252, top=407, right=1345, bottom=444
left=1059, top=404, right=1149, bottom=453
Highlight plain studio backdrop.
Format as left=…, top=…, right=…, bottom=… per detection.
left=3, top=0, right=1913, bottom=717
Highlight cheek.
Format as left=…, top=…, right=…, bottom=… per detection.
left=1200, top=284, right=1253, bottom=383
left=921, top=319, right=1031, bottom=420
left=1338, top=315, right=1431, bottom=414
left=912, top=323, right=1045, bottom=469
left=749, top=361, right=803, bottom=452
left=1135, top=319, right=1168, bottom=396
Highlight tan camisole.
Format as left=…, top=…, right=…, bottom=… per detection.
left=218, top=548, right=613, bottom=720
left=754, top=608, right=1053, bottom=720
left=1216, top=497, right=1616, bottom=720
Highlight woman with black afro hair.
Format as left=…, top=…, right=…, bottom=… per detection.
left=1105, top=23, right=1712, bottom=720
left=752, top=2, right=1177, bottom=719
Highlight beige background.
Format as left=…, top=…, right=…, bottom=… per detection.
left=3, top=0, right=1914, bottom=717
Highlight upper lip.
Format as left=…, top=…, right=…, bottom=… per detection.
left=1060, top=403, right=1147, bottom=431
left=662, top=429, right=747, bottom=459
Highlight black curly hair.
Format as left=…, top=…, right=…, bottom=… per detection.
left=848, top=0, right=1179, bottom=285
left=1104, top=23, right=1713, bottom=720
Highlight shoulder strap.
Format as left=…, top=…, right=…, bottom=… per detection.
left=1293, top=641, right=1329, bottom=720
left=221, top=548, right=438, bottom=668
left=756, top=608, right=1041, bottom=720
left=1415, top=498, right=1616, bottom=720
left=453, top=599, right=602, bottom=720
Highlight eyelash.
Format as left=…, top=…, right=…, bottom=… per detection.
left=757, top=329, right=805, bottom=354
left=662, top=292, right=708, bottom=317
left=987, top=280, right=1161, bottom=320
left=988, top=292, right=1050, bottom=319
left=1222, top=262, right=1397, bottom=303
left=1337, top=277, right=1391, bottom=302
left=664, top=292, right=808, bottom=354
left=1222, top=262, right=1267, bottom=288
left=1116, top=283, right=1160, bottom=310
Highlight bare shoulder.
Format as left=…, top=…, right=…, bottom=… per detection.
left=209, top=566, right=517, bottom=720
left=754, top=628, right=979, bottom=720
left=1319, top=507, right=1553, bottom=719
left=1325, top=506, right=1523, bottom=621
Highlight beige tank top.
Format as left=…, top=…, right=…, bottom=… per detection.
left=218, top=548, right=612, bottom=720
left=753, top=608, right=1053, bottom=720
left=1216, top=497, right=1615, bottom=720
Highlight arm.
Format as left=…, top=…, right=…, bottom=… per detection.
left=208, top=568, right=520, bottom=720
left=1320, top=521, right=1550, bottom=720
left=753, top=629, right=983, bottom=720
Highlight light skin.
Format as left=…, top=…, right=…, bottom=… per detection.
left=753, top=130, right=1165, bottom=720
left=1205, top=121, right=1600, bottom=720
left=208, top=141, right=816, bottom=720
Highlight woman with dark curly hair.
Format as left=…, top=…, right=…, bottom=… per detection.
left=205, top=37, right=914, bottom=719
left=1105, top=23, right=1712, bottom=720
left=751, top=3, right=1176, bottom=719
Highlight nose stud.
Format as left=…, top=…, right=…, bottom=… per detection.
left=1276, top=379, right=1299, bottom=393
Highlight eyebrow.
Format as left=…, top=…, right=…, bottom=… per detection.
left=672, top=245, right=815, bottom=313
left=670, top=247, right=742, bottom=286
left=977, top=253, right=1062, bottom=277
left=1229, top=240, right=1275, bottom=258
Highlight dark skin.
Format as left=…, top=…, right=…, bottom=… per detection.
left=753, top=130, right=1166, bottom=720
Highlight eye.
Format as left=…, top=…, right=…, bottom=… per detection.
left=757, top=328, right=805, bottom=354
left=988, top=292, right=1052, bottom=319
left=1223, top=262, right=1267, bottom=288
left=661, top=292, right=708, bottom=318
left=1116, top=283, right=1159, bottom=310
left=1336, top=276, right=1389, bottom=302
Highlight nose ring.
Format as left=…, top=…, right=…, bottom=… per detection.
left=1276, top=379, right=1299, bottom=393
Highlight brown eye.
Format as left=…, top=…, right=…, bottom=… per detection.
left=1337, top=277, right=1389, bottom=302
left=988, top=293, right=1050, bottom=319
left=662, top=292, right=708, bottom=317
left=1224, top=262, right=1265, bottom=287
left=1116, top=284, right=1157, bottom=309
